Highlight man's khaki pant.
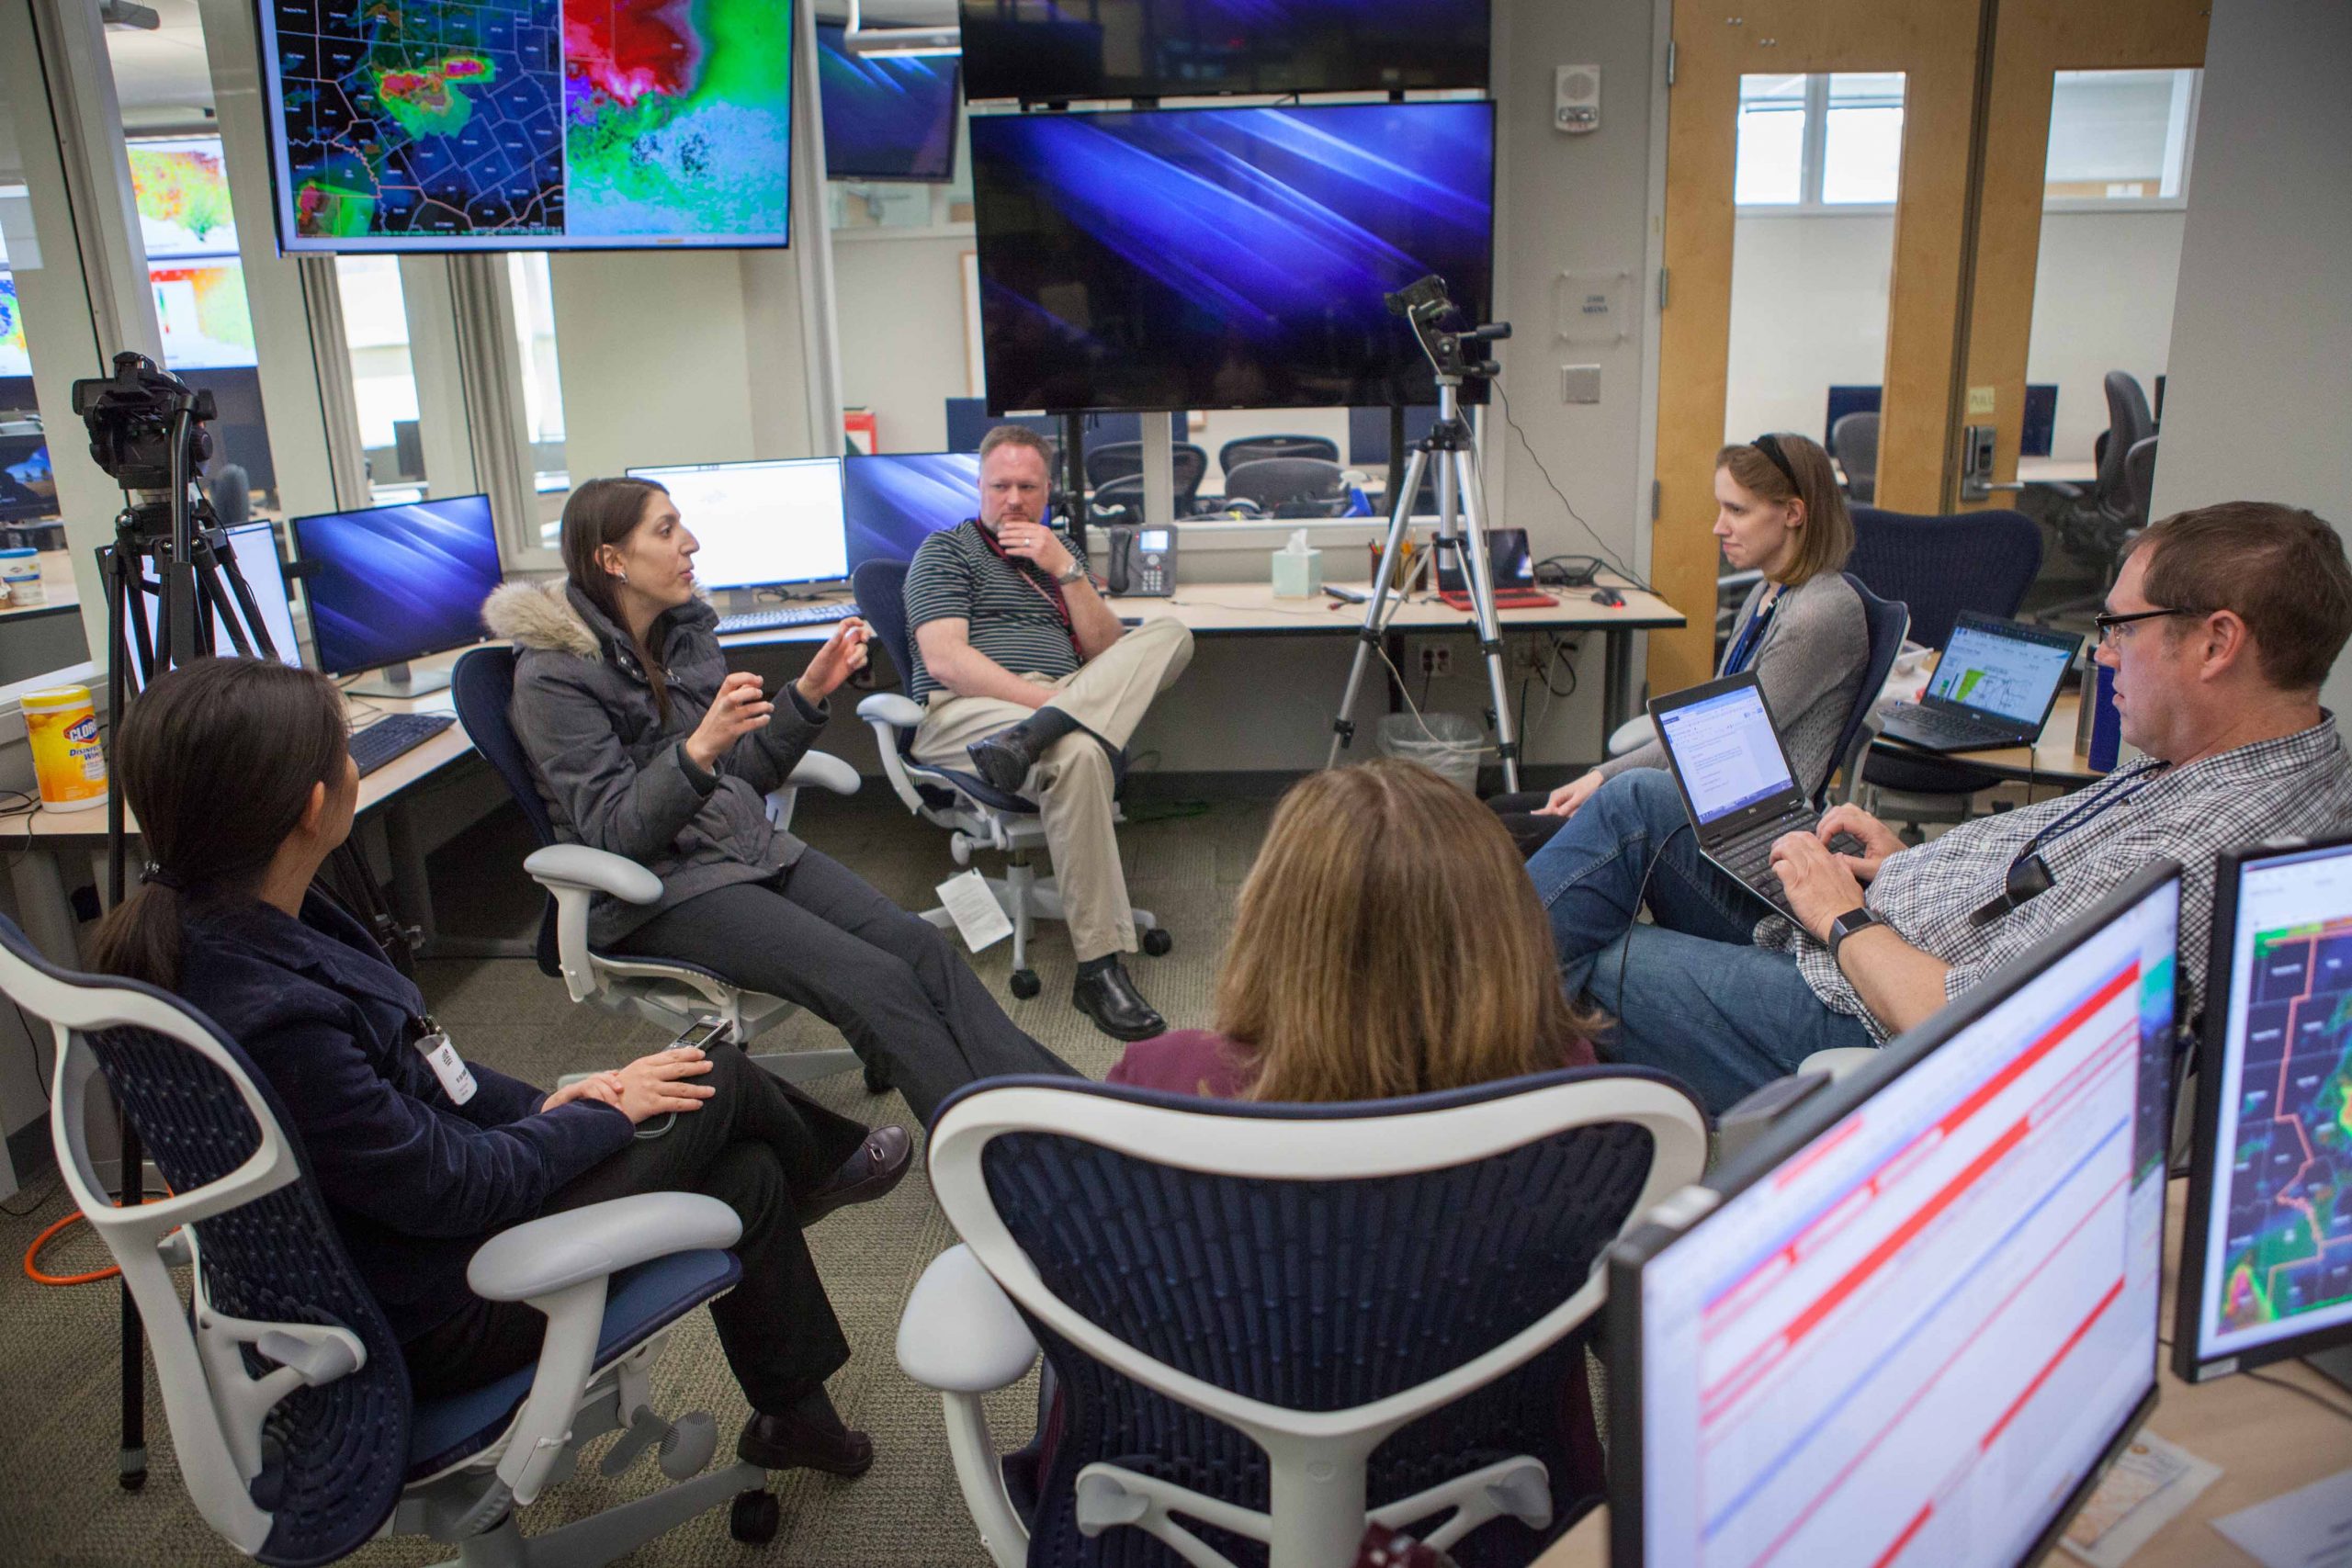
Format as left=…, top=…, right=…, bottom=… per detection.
left=911, top=617, right=1194, bottom=960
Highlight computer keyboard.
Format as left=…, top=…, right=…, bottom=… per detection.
left=1711, top=819, right=1871, bottom=911
left=350, top=712, right=456, bottom=779
left=715, top=602, right=855, bottom=635
left=1888, top=702, right=2002, bottom=742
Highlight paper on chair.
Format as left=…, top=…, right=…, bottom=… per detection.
left=2212, top=1466, right=2352, bottom=1568
left=937, top=869, right=1013, bottom=953
left=2059, top=1432, right=2221, bottom=1566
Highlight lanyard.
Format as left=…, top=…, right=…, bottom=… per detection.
left=1721, top=587, right=1781, bottom=676
left=1971, top=763, right=2165, bottom=925
left=971, top=520, right=1081, bottom=661
left=2018, top=762, right=2165, bottom=860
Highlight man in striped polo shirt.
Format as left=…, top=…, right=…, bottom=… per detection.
left=906, top=425, right=1194, bottom=1039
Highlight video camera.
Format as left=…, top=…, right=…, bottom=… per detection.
left=1383, top=273, right=1511, bottom=384
left=71, top=351, right=215, bottom=502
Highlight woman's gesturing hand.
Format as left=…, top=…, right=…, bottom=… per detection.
left=684, top=671, right=773, bottom=771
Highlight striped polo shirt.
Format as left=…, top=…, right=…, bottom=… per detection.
left=901, top=520, right=1093, bottom=703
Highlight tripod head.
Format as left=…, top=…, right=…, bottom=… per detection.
left=72, top=353, right=216, bottom=521
left=1384, top=274, right=1511, bottom=386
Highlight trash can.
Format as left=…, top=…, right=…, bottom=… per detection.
left=1374, top=711, right=1485, bottom=792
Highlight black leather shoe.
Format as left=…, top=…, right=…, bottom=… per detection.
left=797, top=1126, right=912, bottom=1226
left=738, top=1408, right=876, bottom=1479
left=1072, top=956, right=1166, bottom=1042
left=967, top=726, right=1043, bottom=795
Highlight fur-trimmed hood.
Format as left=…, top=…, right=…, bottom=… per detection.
left=481, top=579, right=603, bottom=659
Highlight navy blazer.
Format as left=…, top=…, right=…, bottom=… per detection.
left=174, top=893, right=635, bottom=1344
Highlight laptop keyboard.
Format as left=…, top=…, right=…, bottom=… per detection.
left=1711, top=818, right=1869, bottom=911
left=1889, top=702, right=2007, bottom=742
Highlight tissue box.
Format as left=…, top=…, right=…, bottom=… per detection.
left=1272, top=547, right=1323, bottom=599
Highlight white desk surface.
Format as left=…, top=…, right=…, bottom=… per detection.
left=1534, top=1179, right=2351, bottom=1568
left=2018, top=455, right=2098, bottom=485
left=0, top=551, right=81, bottom=619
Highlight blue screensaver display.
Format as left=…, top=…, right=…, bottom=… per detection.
left=293, top=494, right=504, bottom=674
left=957, top=0, right=1490, bottom=102
left=842, top=452, right=981, bottom=568
left=817, top=23, right=961, bottom=182
left=971, top=101, right=1494, bottom=413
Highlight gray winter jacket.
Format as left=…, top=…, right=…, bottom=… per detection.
left=483, top=581, right=829, bottom=945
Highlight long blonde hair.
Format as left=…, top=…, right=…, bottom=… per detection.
left=1216, top=759, right=1602, bottom=1102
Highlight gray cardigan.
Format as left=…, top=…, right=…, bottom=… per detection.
left=485, top=581, right=830, bottom=945
left=1599, top=570, right=1870, bottom=800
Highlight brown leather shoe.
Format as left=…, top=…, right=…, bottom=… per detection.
left=737, top=1408, right=876, bottom=1479
left=797, top=1126, right=912, bottom=1226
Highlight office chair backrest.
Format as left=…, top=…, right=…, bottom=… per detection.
left=1086, top=473, right=1145, bottom=524
left=1222, top=456, right=1348, bottom=516
left=1082, top=441, right=1207, bottom=509
left=1219, top=434, right=1340, bottom=475
left=451, top=647, right=565, bottom=976
left=931, top=1070, right=1707, bottom=1566
left=0, top=913, right=411, bottom=1564
left=2123, top=434, right=2159, bottom=531
left=1848, top=505, right=2041, bottom=649
left=2096, top=371, right=2155, bottom=507
left=206, top=462, right=252, bottom=526
left=1829, top=412, right=1879, bottom=503
left=1823, top=574, right=1910, bottom=807
left=852, top=560, right=920, bottom=745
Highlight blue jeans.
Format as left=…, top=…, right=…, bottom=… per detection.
left=1525, top=770, right=1874, bottom=1114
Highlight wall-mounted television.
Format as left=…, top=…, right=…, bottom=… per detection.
left=971, top=100, right=1494, bottom=413
left=958, top=0, right=1491, bottom=103
left=254, top=0, right=797, bottom=252
left=817, top=23, right=961, bottom=182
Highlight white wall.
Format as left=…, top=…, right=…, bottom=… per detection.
left=1723, top=207, right=2183, bottom=460
left=832, top=229, right=975, bottom=455
left=548, top=252, right=761, bottom=483
left=2152, top=0, right=2352, bottom=713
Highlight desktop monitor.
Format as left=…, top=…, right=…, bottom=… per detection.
left=2175, top=834, right=2352, bottom=1391
left=292, top=494, right=503, bottom=696
left=0, top=434, right=55, bottom=525
left=971, top=100, right=1495, bottom=413
left=625, top=457, right=849, bottom=592
left=107, top=522, right=306, bottom=684
left=2021, top=384, right=2059, bottom=460
left=841, top=451, right=981, bottom=569
left=1609, top=862, right=2181, bottom=1568
left=817, top=22, right=961, bottom=182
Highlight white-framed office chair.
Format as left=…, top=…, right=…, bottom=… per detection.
left=0, top=911, right=786, bottom=1566
left=453, top=647, right=888, bottom=1092
left=850, top=559, right=1167, bottom=1000
left=897, top=1070, right=1708, bottom=1568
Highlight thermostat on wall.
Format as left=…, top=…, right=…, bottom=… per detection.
left=1556, top=64, right=1600, bottom=134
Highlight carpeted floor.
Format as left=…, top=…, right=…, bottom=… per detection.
left=0, top=785, right=1275, bottom=1566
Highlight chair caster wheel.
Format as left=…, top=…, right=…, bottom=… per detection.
left=730, top=1487, right=779, bottom=1544
left=1142, top=928, right=1173, bottom=957
left=1010, top=969, right=1041, bottom=999
left=863, top=1060, right=894, bottom=1095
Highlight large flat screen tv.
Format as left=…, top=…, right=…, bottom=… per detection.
left=971, top=101, right=1494, bottom=413
left=254, top=0, right=797, bottom=253
left=959, top=0, right=1490, bottom=103
left=818, top=23, right=961, bottom=182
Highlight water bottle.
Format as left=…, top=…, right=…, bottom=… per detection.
left=2086, top=662, right=2122, bottom=773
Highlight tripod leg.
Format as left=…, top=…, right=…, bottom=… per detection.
left=1329, top=446, right=1432, bottom=768
left=1451, top=447, right=1521, bottom=793
left=101, top=539, right=147, bottom=1491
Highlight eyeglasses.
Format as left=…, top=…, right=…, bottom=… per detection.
left=2092, top=605, right=2201, bottom=646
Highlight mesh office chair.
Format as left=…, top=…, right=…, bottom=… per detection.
left=851, top=559, right=1166, bottom=1001
left=1083, top=441, right=1208, bottom=513
left=1086, top=474, right=1146, bottom=526
left=1222, top=457, right=1350, bottom=517
left=1218, top=434, right=1340, bottom=473
left=898, top=1071, right=1708, bottom=1568
left=1829, top=412, right=1879, bottom=504
left=451, top=647, right=880, bottom=1090
left=1819, top=573, right=1911, bottom=808
left=2122, top=434, right=2159, bottom=532
left=2041, top=371, right=2155, bottom=619
left=0, top=912, right=784, bottom=1565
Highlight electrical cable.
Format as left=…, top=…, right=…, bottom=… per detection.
left=1491, top=382, right=1654, bottom=592
left=2243, top=1366, right=2352, bottom=1424
left=1613, top=823, right=1692, bottom=1015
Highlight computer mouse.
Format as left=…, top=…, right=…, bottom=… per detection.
left=1589, top=586, right=1626, bottom=608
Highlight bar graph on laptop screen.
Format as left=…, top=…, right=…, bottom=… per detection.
left=1927, top=620, right=2076, bottom=722
left=1632, top=873, right=2177, bottom=1568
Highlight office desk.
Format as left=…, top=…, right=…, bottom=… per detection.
left=718, top=576, right=1686, bottom=735
left=1870, top=689, right=2108, bottom=790
left=0, top=550, right=80, bottom=620
left=1533, top=1179, right=2352, bottom=1567
left=2018, top=455, right=2099, bottom=486
left=0, top=646, right=478, bottom=966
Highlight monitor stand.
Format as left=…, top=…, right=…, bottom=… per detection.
left=2308, top=1344, right=2352, bottom=1397
left=346, top=660, right=452, bottom=700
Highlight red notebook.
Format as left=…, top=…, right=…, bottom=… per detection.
left=1438, top=588, right=1558, bottom=612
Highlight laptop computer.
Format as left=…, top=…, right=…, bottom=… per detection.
left=1651, top=673, right=1861, bottom=924
left=1878, top=612, right=2081, bottom=753
left=1433, top=525, right=1557, bottom=609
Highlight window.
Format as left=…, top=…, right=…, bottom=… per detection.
left=1735, top=73, right=1907, bottom=210
left=335, top=256, right=428, bottom=500
left=2045, top=69, right=2198, bottom=204
left=506, top=252, right=568, bottom=492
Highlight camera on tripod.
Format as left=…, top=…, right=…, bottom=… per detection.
left=1383, top=274, right=1511, bottom=386
left=71, top=352, right=216, bottom=513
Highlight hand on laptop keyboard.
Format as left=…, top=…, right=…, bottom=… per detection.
left=1826, top=831, right=1867, bottom=859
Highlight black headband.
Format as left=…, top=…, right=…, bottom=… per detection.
left=1751, top=433, right=1801, bottom=492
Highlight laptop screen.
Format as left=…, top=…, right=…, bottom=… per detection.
left=1926, top=619, right=2076, bottom=723
left=1657, top=682, right=1797, bottom=826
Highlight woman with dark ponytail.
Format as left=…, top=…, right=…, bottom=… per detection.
left=94, top=658, right=916, bottom=1480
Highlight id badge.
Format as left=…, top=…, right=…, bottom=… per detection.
left=415, top=1022, right=477, bottom=1106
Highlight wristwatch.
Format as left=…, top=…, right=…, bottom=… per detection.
left=1054, top=564, right=1087, bottom=586
left=1826, top=905, right=1882, bottom=962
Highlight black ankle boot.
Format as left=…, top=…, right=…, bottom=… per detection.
left=1071, top=954, right=1166, bottom=1042
left=966, top=727, right=1045, bottom=795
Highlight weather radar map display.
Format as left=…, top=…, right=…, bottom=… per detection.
left=257, top=0, right=797, bottom=253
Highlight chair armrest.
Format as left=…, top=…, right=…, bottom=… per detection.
left=858, top=692, right=926, bottom=730
left=786, top=751, right=860, bottom=796
left=468, top=1192, right=741, bottom=1303
left=524, top=843, right=662, bottom=905
left=896, top=1244, right=1039, bottom=1393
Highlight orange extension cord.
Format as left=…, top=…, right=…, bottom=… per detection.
left=23, top=1195, right=174, bottom=1287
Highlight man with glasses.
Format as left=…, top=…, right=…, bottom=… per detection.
left=1525, top=501, right=2352, bottom=1112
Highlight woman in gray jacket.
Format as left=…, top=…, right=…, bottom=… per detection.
left=1491, top=432, right=1870, bottom=856
left=487, top=477, right=1073, bottom=1125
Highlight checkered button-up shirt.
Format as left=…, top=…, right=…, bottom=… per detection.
left=1756, top=716, right=2352, bottom=1041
